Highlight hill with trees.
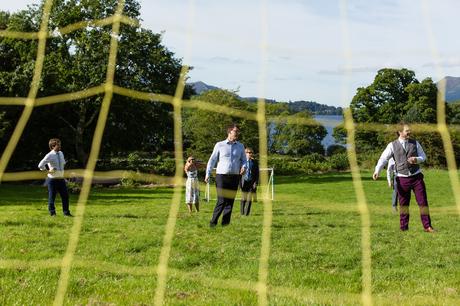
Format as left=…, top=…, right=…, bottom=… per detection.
left=189, top=81, right=343, bottom=115
left=439, top=76, right=460, bottom=102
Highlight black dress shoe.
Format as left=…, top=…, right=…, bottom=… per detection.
left=64, top=213, right=73, bottom=217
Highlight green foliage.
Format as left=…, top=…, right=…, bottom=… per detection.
left=0, top=111, right=9, bottom=139
left=267, top=153, right=349, bottom=175
left=326, top=144, right=347, bottom=156
left=286, top=100, right=343, bottom=115
left=349, top=68, right=441, bottom=125
left=345, top=68, right=460, bottom=169
left=0, top=0, right=191, bottom=168
left=448, top=102, right=460, bottom=124
left=403, top=78, right=438, bottom=123
left=182, top=89, right=259, bottom=155
left=97, top=153, right=176, bottom=176
left=328, top=152, right=349, bottom=170
left=270, top=111, right=327, bottom=156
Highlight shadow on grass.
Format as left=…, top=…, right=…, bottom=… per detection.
left=275, top=172, right=374, bottom=185
left=87, top=195, right=173, bottom=202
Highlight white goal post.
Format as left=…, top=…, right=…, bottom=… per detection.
left=205, top=167, right=274, bottom=202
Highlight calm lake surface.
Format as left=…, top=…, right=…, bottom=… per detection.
left=314, top=115, right=343, bottom=148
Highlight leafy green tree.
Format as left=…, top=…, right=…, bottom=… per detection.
left=182, top=89, right=258, bottom=158
left=448, top=102, right=460, bottom=124
left=403, top=78, right=437, bottom=123
left=350, top=68, right=418, bottom=124
left=344, top=69, right=440, bottom=155
left=272, top=111, right=326, bottom=156
left=265, top=102, right=290, bottom=154
left=0, top=0, right=191, bottom=168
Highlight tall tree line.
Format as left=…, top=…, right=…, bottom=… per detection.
left=0, top=0, right=193, bottom=170
left=334, top=68, right=460, bottom=167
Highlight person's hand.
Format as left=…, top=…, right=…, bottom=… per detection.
left=240, top=167, right=246, bottom=175
left=204, top=176, right=209, bottom=183
left=407, top=157, right=417, bottom=164
left=372, top=173, right=379, bottom=180
left=49, top=168, right=56, bottom=174
left=252, top=182, right=257, bottom=189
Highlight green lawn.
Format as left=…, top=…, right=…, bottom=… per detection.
left=1, top=169, right=459, bottom=305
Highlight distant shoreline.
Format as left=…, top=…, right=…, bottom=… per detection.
left=314, top=115, right=343, bottom=148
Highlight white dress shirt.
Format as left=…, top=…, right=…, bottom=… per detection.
left=206, top=139, right=247, bottom=178
left=374, top=139, right=426, bottom=178
left=38, top=150, right=66, bottom=178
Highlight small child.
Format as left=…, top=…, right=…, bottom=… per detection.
left=38, top=138, right=72, bottom=217
left=240, top=148, right=259, bottom=216
left=184, top=156, right=200, bottom=213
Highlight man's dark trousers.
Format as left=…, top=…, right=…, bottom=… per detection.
left=48, top=178, right=70, bottom=215
left=210, top=174, right=240, bottom=226
left=396, top=173, right=432, bottom=230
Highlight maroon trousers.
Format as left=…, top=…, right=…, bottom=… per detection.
left=396, top=173, right=432, bottom=230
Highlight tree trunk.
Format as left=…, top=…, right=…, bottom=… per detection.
left=74, top=103, right=89, bottom=166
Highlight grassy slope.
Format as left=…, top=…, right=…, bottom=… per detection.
left=0, top=169, right=459, bottom=305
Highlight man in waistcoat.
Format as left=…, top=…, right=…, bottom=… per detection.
left=372, top=123, right=434, bottom=232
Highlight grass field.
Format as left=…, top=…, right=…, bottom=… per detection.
left=1, top=169, right=459, bottom=305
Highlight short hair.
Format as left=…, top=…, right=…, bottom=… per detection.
left=245, top=147, right=254, bottom=153
left=49, top=138, right=61, bottom=150
left=396, top=121, right=409, bottom=136
left=227, top=123, right=240, bottom=134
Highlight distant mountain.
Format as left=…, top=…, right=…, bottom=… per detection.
left=438, top=76, right=460, bottom=103
left=241, top=97, right=277, bottom=104
left=189, top=81, right=220, bottom=95
left=287, top=101, right=343, bottom=115
left=188, top=81, right=342, bottom=115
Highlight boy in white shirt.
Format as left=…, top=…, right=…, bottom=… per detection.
left=38, top=138, right=72, bottom=217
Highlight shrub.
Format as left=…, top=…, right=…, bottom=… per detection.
left=329, top=152, right=349, bottom=170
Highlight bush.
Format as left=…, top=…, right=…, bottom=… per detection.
left=96, top=153, right=176, bottom=176
left=326, top=144, right=346, bottom=156
left=267, top=153, right=350, bottom=174
left=329, top=152, right=349, bottom=170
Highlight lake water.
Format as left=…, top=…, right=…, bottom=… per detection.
left=314, top=115, right=344, bottom=148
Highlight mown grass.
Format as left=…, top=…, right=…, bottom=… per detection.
left=0, top=169, right=459, bottom=305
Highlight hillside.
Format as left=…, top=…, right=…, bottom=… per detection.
left=188, top=81, right=342, bottom=115
left=438, top=76, right=460, bottom=102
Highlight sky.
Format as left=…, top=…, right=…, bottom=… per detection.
left=1, top=0, right=460, bottom=107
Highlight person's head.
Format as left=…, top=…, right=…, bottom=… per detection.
left=227, top=123, right=240, bottom=142
left=186, top=156, right=195, bottom=165
left=49, top=138, right=61, bottom=151
left=245, top=147, right=254, bottom=160
left=397, top=122, right=411, bottom=140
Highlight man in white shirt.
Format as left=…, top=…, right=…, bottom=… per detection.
left=205, top=124, right=246, bottom=227
left=373, top=123, right=434, bottom=232
left=38, top=138, right=72, bottom=217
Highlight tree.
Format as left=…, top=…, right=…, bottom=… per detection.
left=448, top=102, right=460, bottom=124
left=344, top=69, right=439, bottom=153
left=182, top=89, right=259, bottom=158
left=403, top=78, right=437, bottom=123
left=350, top=68, right=418, bottom=124
left=0, top=0, right=192, bottom=168
left=271, top=111, right=326, bottom=156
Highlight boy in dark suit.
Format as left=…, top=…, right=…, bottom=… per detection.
left=240, top=148, right=259, bottom=216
